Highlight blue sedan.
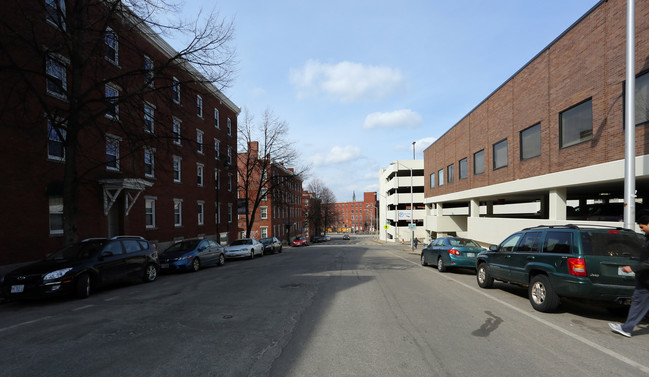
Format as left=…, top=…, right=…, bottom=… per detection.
left=420, top=237, right=485, bottom=272
left=159, top=239, right=225, bottom=272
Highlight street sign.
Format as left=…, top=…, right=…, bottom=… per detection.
left=408, top=223, right=416, bottom=230
left=384, top=225, right=389, bottom=230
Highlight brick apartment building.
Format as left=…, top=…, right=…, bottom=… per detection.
left=423, top=0, right=649, bottom=244
left=0, top=1, right=239, bottom=265
left=333, top=192, right=377, bottom=232
left=237, top=142, right=304, bottom=244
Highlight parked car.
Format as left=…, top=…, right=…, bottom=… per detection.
left=1, top=236, right=159, bottom=300
left=311, top=235, right=323, bottom=243
left=159, top=239, right=225, bottom=272
left=421, top=237, right=485, bottom=272
left=475, top=224, right=644, bottom=312
left=292, top=237, right=308, bottom=247
left=224, top=238, right=264, bottom=259
left=324, top=235, right=331, bottom=241
left=343, top=234, right=350, bottom=240
left=260, top=237, right=282, bottom=254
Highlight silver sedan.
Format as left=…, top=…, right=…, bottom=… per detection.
left=224, top=238, right=264, bottom=260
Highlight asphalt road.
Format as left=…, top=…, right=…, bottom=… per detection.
left=1, top=234, right=648, bottom=377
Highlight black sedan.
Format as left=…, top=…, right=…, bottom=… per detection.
left=260, top=237, right=282, bottom=254
left=1, top=236, right=159, bottom=300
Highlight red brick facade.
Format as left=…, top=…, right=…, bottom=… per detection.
left=333, top=192, right=377, bottom=232
left=0, top=1, right=239, bottom=265
left=424, top=0, right=649, bottom=198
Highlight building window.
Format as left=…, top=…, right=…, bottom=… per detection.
left=214, top=108, right=220, bottom=128
left=228, top=173, right=233, bottom=192
left=45, top=0, right=66, bottom=29
left=144, top=102, right=155, bottom=134
left=215, top=201, right=221, bottom=225
left=215, top=169, right=220, bottom=189
left=172, top=77, right=180, bottom=103
left=447, top=164, right=454, bottom=184
left=429, top=173, right=435, bottom=188
left=260, top=206, right=268, bottom=220
left=228, top=203, right=233, bottom=223
left=520, top=123, right=541, bottom=161
left=261, top=226, right=268, bottom=238
left=197, top=95, right=203, bottom=118
left=173, top=156, right=182, bottom=183
left=104, top=28, right=118, bottom=65
left=214, top=138, right=220, bottom=160
left=196, top=129, right=204, bottom=153
left=49, top=197, right=63, bottom=235
left=106, top=134, right=120, bottom=171
left=227, top=118, right=232, bottom=135
left=46, top=54, right=67, bottom=99
left=459, top=158, right=468, bottom=180
left=173, top=199, right=183, bottom=227
left=197, top=163, right=204, bottom=187
left=634, top=71, right=649, bottom=125
left=145, top=197, right=156, bottom=229
left=105, top=84, right=119, bottom=119
left=261, top=188, right=268, bottom=201
left=560, top=99, right=592, bottom=148
left=172, top=117, right=181, bottom=145
left=473, top=150, right=484, bottom=175
left=144, top=55, right=154, bottom=87
left=227, top=146, right=232, bottom=165
left=144, top=147, right=154, bottom=178
left=493, top=139, right=508, bottom=170
left=438, top=169, right=444, bottom=186
left=47, top=121, right=66, bottom=161
left=197, top=201, right=204, bottom=225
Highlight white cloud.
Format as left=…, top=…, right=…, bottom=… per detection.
left=290, top=60, right=405, bottom=103
left=308, top=145, right=362, bottom=166
left=394, top=137, right=437, bottom=157
left=362, top=109, right=422, bottom=129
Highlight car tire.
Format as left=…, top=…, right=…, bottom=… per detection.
left=279, top=246, right=282, bottom=253
left=420, top=254, right=427, bottom=266
left=476, top=263, right=494, bottom=288
left=218, top=253, right=225, bottom=266
left=143, top=264, right=158, bottom=282
left=191, top=258, right=200, bottom=272
left=528, top=275, right=560, bottom=312
left=250, top=250, right=254, bottom=259
left=437, top=257, right=447, bottom=272
left=75, top=273, right=91, bottom=299
left=259, top=248, right=264, bottom=257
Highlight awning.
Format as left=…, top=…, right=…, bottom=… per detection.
left=98, top=178, right=154, bottom=216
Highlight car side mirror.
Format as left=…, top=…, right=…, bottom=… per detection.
left=489, top=245, right=498, bottom=252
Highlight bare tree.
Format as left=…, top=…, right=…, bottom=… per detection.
left=306, top=178, right=336, bottom=236
left=237, top=108, right=307, bottom=238
left=0, top=0, right=236, bottom=245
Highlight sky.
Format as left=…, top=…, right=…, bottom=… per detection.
left=176, top=0, right=600, bottom=202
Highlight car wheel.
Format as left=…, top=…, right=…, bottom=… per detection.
left=259, top=248, right=264, bottom=257
left=143, top=264, right=158, bottom=282
left=420, top=254, right=427, bottom=266
left=75, top=273, right=91, bottom=299
left=529, top=275, right=560, bottom=312
left=279, top=246, right=282, bottom=253
left=250, top=249, right=255, bottom=259
left=437, top=257, right=447, bottom=272
left=191, top=258, right=200, bottom=272
left=476, top=263, right=494, bottom=288
left=218, top=253, right=225, bottom=266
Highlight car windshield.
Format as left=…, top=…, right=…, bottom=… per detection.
left=46, top=240, right=107, bottom=261
left=449, top=238, right=480, bottom=248
left=580, top=230, right=644, bottom=257
left=165, top=240, right=200, bottom=253
left=230, top=239, right=251, bottom=246
left=260, top=238, right=272, bottom=243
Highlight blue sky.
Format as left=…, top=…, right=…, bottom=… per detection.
left=180, top=0, right=599, bottom=202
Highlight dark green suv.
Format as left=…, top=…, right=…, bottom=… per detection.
left=475, top=225, right=644, bottom=312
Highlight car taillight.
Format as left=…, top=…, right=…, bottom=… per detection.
left=448, top=249, right=460, bottom=255
left=607, top=230, right=620, bottom=234
left=568, top=258, right=587, bottom=276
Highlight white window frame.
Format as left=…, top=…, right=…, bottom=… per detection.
left=261, top=226, right=268, bottom=238
left=197, top=201, right=205, bottom=225
left=228, top=173, right=233, bottom=192
left=196, top=129, right=204, bottom=154
left=144, top=55, right=154, bottom=88
left=197, top=95, right=203, bottom=118
left=145, top=197, right=156, bottom=229
left=172, top=76, right=180, bottom=104
left=45, top=0, right=66, bottom=30
left=105, top=83, right=120, bottom=120
left=228, top=203, right=233, bottom=223
left=227, top=117, right=232, bottom=135
left=49, top=196, right=64, bottom=235
left=197, top=163, right=204, bottom=187
left=173, top=199, right=183, bottom=227
left=46, top=54, right=67, bottom=99
left=144, top=147, right=155, bottom=178
left=172, top=117, right=181, bottom=145
left=104, top=27, right=118, bottom=65
left=144, top=102, right=155, bottom=134
left=47, top=119, right=66, bottom=161
left=214, top=108, right=220, bottom=128
left=106, top=134, right=121, bottom=171
left=214, top=138, right=220, bottom=160
left=260, top=206, right=268, bottom=220
left=215, top=168, right=221, bottom=190
left=227, top=146, right=232, bottom=165
left=173, top=155, right=182, bottom=183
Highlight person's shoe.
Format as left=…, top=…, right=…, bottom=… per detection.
left=609, top=323, right=632, bottom=338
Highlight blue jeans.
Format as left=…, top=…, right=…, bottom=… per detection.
left=622, top=285, right=649, bottom=334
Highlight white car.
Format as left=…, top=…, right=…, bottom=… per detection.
left=224, top=238, right=264, bottom=259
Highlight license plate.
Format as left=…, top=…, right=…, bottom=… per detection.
left=11, top=285, right=24, bottom=293
left=161, top=263, right=169, bottom=269
left=618, top=267, right=635, bottom=277
left=466, top=253, right=475, bottom=258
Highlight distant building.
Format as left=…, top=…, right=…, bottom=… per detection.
left=333, top=192, right=378, bottom=233
left=378, top=161, right=425, bottom=243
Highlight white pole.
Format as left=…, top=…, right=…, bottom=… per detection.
left=624, top=0, right=636, bottom=229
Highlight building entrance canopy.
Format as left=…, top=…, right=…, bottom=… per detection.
left=99, top=178, right=153, bottom=216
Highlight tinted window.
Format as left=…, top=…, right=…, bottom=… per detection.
left=103, top=241, right=124, bottom=255
left=167, top=240, right=200, bottom=252
left=560, top=100, right=592, bottom=148
left=48, top=241, right=107, bottom=260
left=542, top=231, right=572, bottom=253
left=474, top=150, right=485, bottom=175
left=520, top=123, right=541, bottom=160
left=449, top=238, right=480, bottom=247
left=122, top=240, right=143, bottom=253
left=500, top=234, right=522, bottom=252
left=580, top=230, right=644, bottom=257
left=516, top=232, right=541, bottom=252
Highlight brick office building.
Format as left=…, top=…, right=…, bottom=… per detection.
left=237, top=142, right=304, bottom=244
left=423, top=0, right=649, bottom=244
left=333, top=192, right=377, bottom=232
left=0, top=1, right=239, bottom=265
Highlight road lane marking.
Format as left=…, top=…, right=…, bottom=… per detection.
left=0, top=316, right=53, bottom=333
left=386, top=249, right=649, bottom=375
left=72, top=305, right=94, bottom=311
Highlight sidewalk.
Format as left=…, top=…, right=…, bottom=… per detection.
left=371, top=237, right=420, bottom=254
